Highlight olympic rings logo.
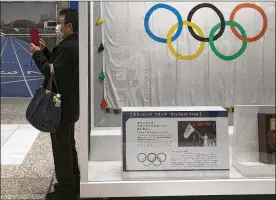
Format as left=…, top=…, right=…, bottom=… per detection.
left=137, top=153, right=166, bottom=167
left=144, top=3, right=268, bottom=61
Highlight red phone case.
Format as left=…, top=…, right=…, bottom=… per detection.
left=30, top=28, right=40, bottom=46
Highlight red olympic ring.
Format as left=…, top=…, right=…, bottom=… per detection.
left=230, top=3, right=268, bottom=42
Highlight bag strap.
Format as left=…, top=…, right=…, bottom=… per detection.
left=46, top=64, right=60, bottom=94
left=50, top=64, right=55, bottom=74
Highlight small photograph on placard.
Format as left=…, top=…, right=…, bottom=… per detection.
left=178, top=121, right=216, bottom=147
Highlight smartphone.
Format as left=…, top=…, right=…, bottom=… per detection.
left=30, top=28, right=40, bottom=46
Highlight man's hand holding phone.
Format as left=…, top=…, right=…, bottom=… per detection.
left=30, top=43, right=41, bottom=55
left=39, top=38, right=46, bottom=50
left=30, top=38, right=47, bottom=55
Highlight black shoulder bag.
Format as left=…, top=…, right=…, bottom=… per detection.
left=26, top=64, right=61, bottom=133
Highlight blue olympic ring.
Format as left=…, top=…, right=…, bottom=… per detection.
left=144, top=3, right=183, bottom=43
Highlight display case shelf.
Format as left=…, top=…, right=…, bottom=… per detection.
left=81, top=177, right=275, bottom=198
left=84, top=126, right=275, bottom=198
left=88, top=160, right=244, bottom=182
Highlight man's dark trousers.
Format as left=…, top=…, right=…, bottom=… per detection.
left=50, top=122, right=80, bottom=198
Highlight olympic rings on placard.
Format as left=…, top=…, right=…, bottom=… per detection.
left=147, top=153, right=157, bottom=162
left=187, top=3, right=225, bottom=42
left=144, top=3, right=183, bottom=43
left=137, top=153, right=147, bottom=162
left=156, top=153, right=166, bottom=162
left=167, top=20, right=205, bottom=60
left=137, top=153, right=152, bottom=166
left=137, top=153, right=167, bottom=167
left=209, top=21, right=247, bottom=61
left=144, top=3, right=268, bottom=61
left=229, top=3, right=268, bottom=42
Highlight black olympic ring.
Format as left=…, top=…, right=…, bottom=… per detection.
left=137, top=153, right=167, bottom=167
left=187, top=3, right=225, bottom=42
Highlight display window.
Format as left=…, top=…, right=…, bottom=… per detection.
left=78, top=1, right=275, bottom=198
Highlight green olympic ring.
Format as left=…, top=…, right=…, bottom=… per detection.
left=209, top=21, right=248, bottom=61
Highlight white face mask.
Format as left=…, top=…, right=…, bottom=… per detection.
left=55, top=24, right=64, bottom=40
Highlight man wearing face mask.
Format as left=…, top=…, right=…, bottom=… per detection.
left=30, top=8, right=79, bottom=200
left=56, top=23, right=64, bottom=43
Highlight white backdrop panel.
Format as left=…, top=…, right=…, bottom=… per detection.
left=102, top=2, right=275, bottom=109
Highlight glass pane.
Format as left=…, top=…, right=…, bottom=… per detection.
left=88, top=1, right=275, bottom=182
left=232, top=105, right=275, bottom=178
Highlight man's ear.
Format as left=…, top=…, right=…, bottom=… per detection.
left=68, top=23, right=73, bottom=32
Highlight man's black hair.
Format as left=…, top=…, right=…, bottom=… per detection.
left=60, top=8, right=78, bottom=33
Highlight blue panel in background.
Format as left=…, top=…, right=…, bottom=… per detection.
left=70, top=1, right=78, bottom=10
left=1, top=37, right=23, bottom=77
left=10, top=37, right=43, bottom=77
left=27, top=77, right=44, bottom=93
left=1, top=77, right=31, bottom=97
left=1, top=36, right=44, bottom=97
left=1, top=2, right=77, bottom=97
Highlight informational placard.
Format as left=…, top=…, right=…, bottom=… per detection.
left=122, top=107, right=229, bottom=173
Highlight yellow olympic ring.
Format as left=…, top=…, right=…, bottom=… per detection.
left=167, top=20, right=205, bottom=60
left=142, top=160, right=152, bottom=167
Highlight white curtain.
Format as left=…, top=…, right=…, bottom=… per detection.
left=102, top=2, right=275, bottom=109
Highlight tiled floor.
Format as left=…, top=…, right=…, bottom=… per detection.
left=1, top=102, right=54, bottom=199
left=1, top=124, right=40, bottom=165
left=1, top=101, right=78, bottom=199
left=1, top=124, right=19, bottom=147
